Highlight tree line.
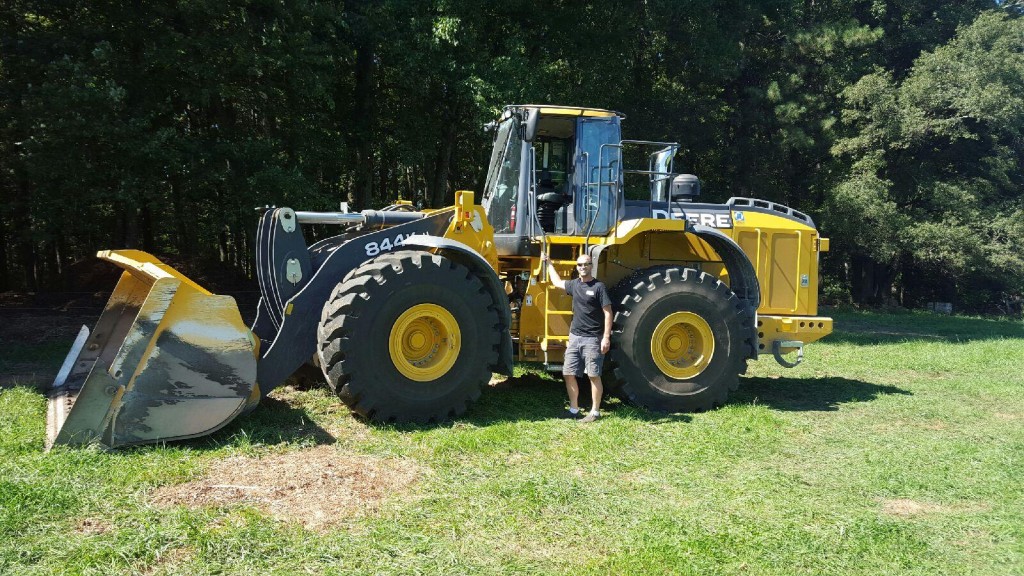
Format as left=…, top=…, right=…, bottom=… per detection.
left=1, top=1, right=1022, bottom=313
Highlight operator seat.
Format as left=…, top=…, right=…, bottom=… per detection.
left=537, top=169, right=559, bottom=199
left=536, top=169, right=565, bottom=232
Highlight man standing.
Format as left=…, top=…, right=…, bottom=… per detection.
left=541, top=252, right=612, bottom=423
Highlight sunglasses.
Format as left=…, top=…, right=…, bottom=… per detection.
left=576, top=262, right=592, bottom=267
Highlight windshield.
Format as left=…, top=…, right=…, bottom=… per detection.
left=482, top=117, right=522, bottom=234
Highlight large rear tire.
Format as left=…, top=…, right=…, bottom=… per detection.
left=316, top=250, right=501, bottom=423
left=609, top=267, right=753, bottom=412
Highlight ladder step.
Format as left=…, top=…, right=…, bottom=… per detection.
left=546, top=310, right=573, bottom=315
left=540, top=338, right=567, bottom=353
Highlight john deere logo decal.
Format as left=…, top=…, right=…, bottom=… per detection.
left=651, top=209, right=734, bottom=229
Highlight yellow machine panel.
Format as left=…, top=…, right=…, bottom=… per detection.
left=507, top=203, right=833, bottom=367
left=728, top=210, right=824, bottom=317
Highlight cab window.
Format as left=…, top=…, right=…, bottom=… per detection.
left=482, top=117, right=522, bottom=234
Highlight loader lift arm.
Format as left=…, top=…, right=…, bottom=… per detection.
left=252, top=208, right=454, bottom=396
left=47, top=199, right=512, bottom=448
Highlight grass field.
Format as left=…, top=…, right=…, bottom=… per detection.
left=1, top=309, right=1022, bottom=575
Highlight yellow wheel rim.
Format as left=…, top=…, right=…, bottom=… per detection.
left=389, top=304, right=461, bottom=381
left=650, top=311, right=714, bottom=379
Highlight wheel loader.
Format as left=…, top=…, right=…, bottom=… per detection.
left=46, top=105, right=832, bottom=449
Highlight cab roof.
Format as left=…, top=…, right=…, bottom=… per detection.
left=500, top=105, right=625, bottom=120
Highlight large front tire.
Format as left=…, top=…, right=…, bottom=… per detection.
left=316, top=250, right=501, bottom=423
left=609, top=267, right=752, bottom=412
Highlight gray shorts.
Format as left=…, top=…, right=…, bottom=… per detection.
left=563, top=333, right=604, bottom=377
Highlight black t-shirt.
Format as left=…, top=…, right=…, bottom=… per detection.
left=564, top=277, right=612, bottom=337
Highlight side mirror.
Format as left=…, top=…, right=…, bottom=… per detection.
left=483, top=121, right=498, bottom=141
left=523, top=110, right=539, bottom=142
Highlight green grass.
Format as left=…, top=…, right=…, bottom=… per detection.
left=1, top=309, right=1022, bottom=575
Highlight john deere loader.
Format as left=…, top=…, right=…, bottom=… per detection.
left=47, top=105, right=832, bottom=449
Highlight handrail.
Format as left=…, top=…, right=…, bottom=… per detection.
left=586, top=142, right=624, bottom=248
left=572, top=139, right=681, bottom=247
left=577, top=151, right=590, bottom=238
left=529, top=146, right=549, bottom=281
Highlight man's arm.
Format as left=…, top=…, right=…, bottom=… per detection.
left=601, top=305, right=612, bottom=354
left=599, top=282, right=613, bottom=354
left=540, top=253, right=566, bottom=290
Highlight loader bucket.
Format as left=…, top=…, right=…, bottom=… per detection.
left=46, top=250, right=259, bottom=450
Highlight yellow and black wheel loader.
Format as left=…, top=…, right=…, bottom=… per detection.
left=47, top=105, right=832, bottom=449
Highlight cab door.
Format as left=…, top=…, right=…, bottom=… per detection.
left=572, top=117, right=622, bottom=237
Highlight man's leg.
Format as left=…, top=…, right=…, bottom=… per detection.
left=588, top=376, right=603, bottom=414
left=580, top=337, right=605, bottom=422
left=564, top=375, right=580, bottom=411
left=562, top=334, right=582, bottom=414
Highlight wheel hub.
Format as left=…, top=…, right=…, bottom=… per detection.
left=650, top=311, right=714, bottom=379
left=389, top=304, right=461, bottom=381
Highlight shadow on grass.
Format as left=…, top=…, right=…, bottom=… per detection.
left=479, top=374, right=694, bottom=424
left=362, top=372, right=694, bottom=433
left=828, top=309, right=1023, bottom=346
left=733, top=375, right=910, bottom=411
left=171, top=395, right=337, bottom=452
left=603, top=403, right=694, bottom=424
left=49, top=374, right=904, bottom=452
left=360, top=373, right=569, bottom=432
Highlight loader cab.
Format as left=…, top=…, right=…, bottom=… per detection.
left=481, top=105, right=624, bottom=255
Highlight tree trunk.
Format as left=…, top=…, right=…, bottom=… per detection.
left=219, top=225, right=229, bottom=263
left=12, top=174, right=37, bottom=290
left=378, top=154, right=389, bottom=203
left=851, top=253, right=898, bottom=305
left=18, top=237, right=37, bottom=292
left=140, top=203, right=154, bottom=253
left=429, top=102, right=459, bottom=208
left=169, top=178, right=193, bottom=258
left=48, top=240, right=60, bottom=290
left=0, top=211, right=8, bottom=292
left=233, top=219, right=247, bottom=275
left=875, top=262, right=897, bottom=306
left=348, top=38, right=375, bottom=210
left=56, top=230, right=70, bottom=291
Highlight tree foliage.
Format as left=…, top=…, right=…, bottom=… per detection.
left=830, top=10, right=1024, bottom=309
left=0, top=1, right=1019, bottom=312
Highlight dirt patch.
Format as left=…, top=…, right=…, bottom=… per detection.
left=1, top=364, right=54, bottom=388
left=880, top=498, right=991, bottom=517
left=151, top=446, right=423, bottom=530
left=0, top=293, right=104, bottom=389
left=142, top=547, right=194, bottom=576
left=0, top=293, right=105, bottom=342
left=881, top=498, right=944, bottom=516
left=74, top=517, right=113, bottom=535
left=871, top=418, right=950, bottom=434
